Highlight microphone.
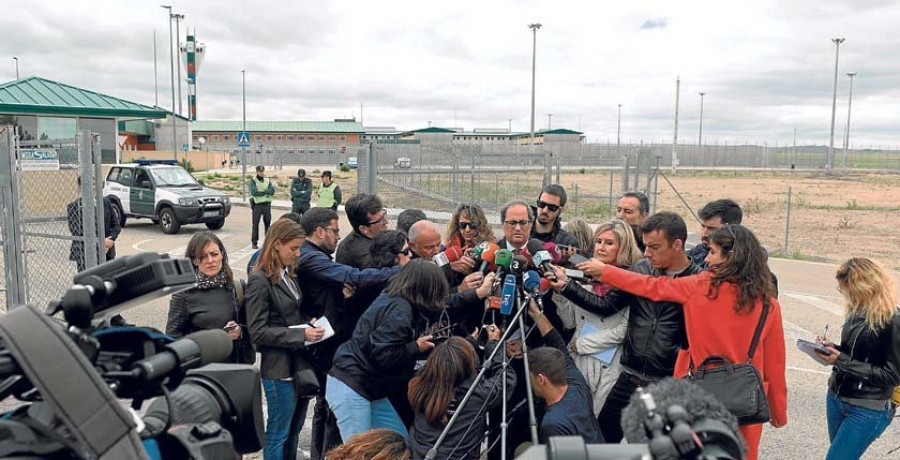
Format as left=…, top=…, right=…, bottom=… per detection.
left=131, top=329, right=233, bottom=385
left=493, top=249, right=513, bottom=278
left=433, top=246, right=462, bottom=267
left=543, top=242, right=562, bottom=263
left=510, top=255, right=530, bottom=276
left=522, top=270, right=543, bottom=297
left=499, top=274, right=517, bottom=315
left=531, top=251, right=556, bottom=278
left=477, top=243, right=500, bottom=273
left=525, top=239, right=544, bottom=259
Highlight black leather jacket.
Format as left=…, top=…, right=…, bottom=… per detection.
left=828, top=311, right=900, bottom=401
left=559, top=258, right=702, bottom=379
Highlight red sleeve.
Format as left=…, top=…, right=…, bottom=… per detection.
left=762, top=299, right=788, bottom=428
left=601, top=265, right=702, bottom=305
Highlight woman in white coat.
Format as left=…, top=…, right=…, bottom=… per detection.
left=556, top=218, right=642, bottom=416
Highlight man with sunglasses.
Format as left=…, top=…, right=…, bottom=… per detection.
left=335, top=193, right=389, bottom=269
left=532, top=184, right=580, bottom=252
left=296, top=207, right=404, bottom=460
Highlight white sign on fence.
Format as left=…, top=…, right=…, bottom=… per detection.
left=20, top=148, right=60, bottom=171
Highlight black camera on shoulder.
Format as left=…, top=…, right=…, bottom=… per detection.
left=0, top=253, right=264, bottom=459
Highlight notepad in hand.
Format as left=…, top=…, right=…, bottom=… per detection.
left=290, top=317, right=336, bottom=346
left=797, top=339, right=833, bottom=366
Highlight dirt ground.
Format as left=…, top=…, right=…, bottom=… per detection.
left=564, top=170, right=900, bottom=268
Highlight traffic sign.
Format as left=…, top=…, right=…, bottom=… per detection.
left=236, top=131, right=252, bottom=148
left=182, top=143, right=190, bottom=151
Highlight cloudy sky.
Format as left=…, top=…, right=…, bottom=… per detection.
left=3, top=0, right=899, bottom=146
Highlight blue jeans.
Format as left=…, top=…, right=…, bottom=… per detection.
left=263, top=379, right=310, bottom=460
left=325, top=375, right=408, bottom=442
left=826, top=391, right=894, bottom=460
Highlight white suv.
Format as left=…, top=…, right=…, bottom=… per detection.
left=104, top=161, right=232, bottom=234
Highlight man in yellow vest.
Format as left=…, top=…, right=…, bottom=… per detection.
left=249, top=164, right=275, bottom=249
left=315, top=170, right=342, bottom=211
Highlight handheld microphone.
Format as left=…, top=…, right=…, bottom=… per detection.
left=432, top=246, right=462, bottom=267
left=478, top=243, right=500, bottom=273
left=510, top=255, right=530, bottom=276
left=525, top=240, right=544, bottom=260
left=131, top=329, right=233, bottom=386
left=493, top=249, right=513, bottom=278
left=543, top=242, right=562, bottom=263
left=522, top=270, right=543, bottom=297
left=499, top=274, right=517, bottom=315
left=531, top=250, right=556, bottom=280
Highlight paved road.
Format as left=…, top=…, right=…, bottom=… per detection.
left=7, top=203, right=900, bottom=458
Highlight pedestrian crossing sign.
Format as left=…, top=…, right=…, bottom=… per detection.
left=236, top=131, right=252, bottom=148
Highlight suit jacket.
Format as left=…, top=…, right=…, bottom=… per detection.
left=245, top=268, right=312, bottom=380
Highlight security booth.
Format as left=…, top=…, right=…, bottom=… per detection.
left=0, top=76, right=168, bottom=310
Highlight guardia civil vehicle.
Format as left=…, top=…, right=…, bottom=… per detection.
left=103, top=160, right=232, bottom=234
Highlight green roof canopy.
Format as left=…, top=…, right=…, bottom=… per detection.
left=0, top=76, right=168, bottom=119
left=193, top=120, right=364, bottom=133
left=403, top=127, right=457, bottom=134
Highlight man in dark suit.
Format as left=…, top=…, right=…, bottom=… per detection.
left=66, top=176, right=121, bottom=272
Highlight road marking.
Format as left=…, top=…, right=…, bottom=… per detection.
left=783, top=292, right=844, bottom=316
left=787, top=365, right=830, bottom=376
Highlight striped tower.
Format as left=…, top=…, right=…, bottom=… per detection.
left=180, top=31, right=206, bottom=121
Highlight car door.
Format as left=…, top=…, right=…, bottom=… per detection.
left=130, top=168, right=156, bottom=216
left=109, top=167, right=132, bottom=213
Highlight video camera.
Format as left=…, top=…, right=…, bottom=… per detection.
left=0, top=253, right=264, bottom=459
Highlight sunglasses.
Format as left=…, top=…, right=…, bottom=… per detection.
left=536, top=200, right=560, bottom=212
left=459, top=222, right=480, bottom=230
left=399, top=248, right=411, bottom=256
left=366, top=212, right=388, bottom=226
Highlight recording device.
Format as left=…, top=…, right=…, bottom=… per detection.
left=543, top=242, right=563, bottom=263
left=0, top=253, right=265, bottom=458
left=494, top=249, right=513, bottom=279
left=563, top=252, right=593, bottom=284
left=433, top=246, right=462, bottom=267
left=532, top=251, right=556, bottom=280
left=499, top=274, right=517, bottom=315
left=473, top=241, right=500, bottom=273
left=515, top=378, right=745, bottom=460
left=510, top=254, right=531, bottom=276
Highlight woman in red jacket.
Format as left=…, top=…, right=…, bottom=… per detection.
left=564, top=223, right=787, bottom=460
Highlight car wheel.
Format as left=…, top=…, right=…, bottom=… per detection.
left=159, top=207, right=181, bottom=234
left=205, top=219, right=225, bottom=230
left=114, top=203, right=127, bottom=228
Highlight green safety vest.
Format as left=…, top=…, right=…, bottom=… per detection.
left=251, top=177, right=274, bottom=204
left=317, top=183, right=337, bottom=208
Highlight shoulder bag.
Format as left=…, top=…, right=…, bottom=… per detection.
left=686, top=303, right=771, bottom=425
left=268, top=279, right=320, bottom=398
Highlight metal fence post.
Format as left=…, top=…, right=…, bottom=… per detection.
left=78, top=131, right=101, bottom=270
left=784, top=187, right=792, bottom=253
left=556, top=155, right=561, bottom=184
left=0, top=125, right=26, bottom=309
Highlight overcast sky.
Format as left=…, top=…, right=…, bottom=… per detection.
left=4, top=0, right=900, bottom=146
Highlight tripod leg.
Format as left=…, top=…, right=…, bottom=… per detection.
left=501, top=339, right=508, bottom=460
left=517, top=293, right=540, bottom=445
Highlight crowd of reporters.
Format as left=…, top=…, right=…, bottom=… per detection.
left=162, top=184, right=898, bottom=460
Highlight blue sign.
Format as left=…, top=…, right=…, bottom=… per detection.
left=236, top=131, right=252, bottom=148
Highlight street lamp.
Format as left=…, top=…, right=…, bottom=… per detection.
left=198, top=136, right=207, bottom=171
left=616, top=104, right=622, bottom=158
left=698, top=92, right=706, bottom=154
left=161, top=5, right=178, bottom=161
left=528, top=23, right=542, bottom=153
left=842, top=71, right=857, bottom=169
left=827, top=37, right=845, bottom=170
left=12, top=56, right=18, bottom=80
left=241, top=69, right=247, bottom=201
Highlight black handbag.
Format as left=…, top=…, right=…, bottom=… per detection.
left=268, top=280, right=321, bottom=397
left=686, top=303, right=771, bottom=425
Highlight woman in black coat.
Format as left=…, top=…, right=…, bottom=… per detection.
left=245, top=219, right=325, bottom=460
left=166, top=231, right=254, bottom=364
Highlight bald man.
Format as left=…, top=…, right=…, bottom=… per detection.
left=407, top=220, right=443, bottom=260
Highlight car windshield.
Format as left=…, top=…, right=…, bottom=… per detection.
left=152, top=167, right=199, bottom=187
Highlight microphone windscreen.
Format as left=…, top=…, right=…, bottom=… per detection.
left=184, top=329, right=233, bottom=364
left=481, top=246, right=497, bottom=263
left=543, top=242, right=562, bottom=263
left=526, top=239, right=544, bottom=257
left=523, top=270, right=541, bottom=290
left=539, top=278, right=553, bottom=293
left=494, top=249, right=513, bottom=268
left=445, top=246, right=463, bottom=263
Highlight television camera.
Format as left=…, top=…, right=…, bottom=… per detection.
left=0, top=253, right=264, bottom=459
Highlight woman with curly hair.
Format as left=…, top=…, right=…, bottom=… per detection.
left=445, top=204, right=495, bottom=251
left=327, top=429, right=410, bottom=460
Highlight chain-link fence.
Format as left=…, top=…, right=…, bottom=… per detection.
left=1, top=128, right=104, bottom=310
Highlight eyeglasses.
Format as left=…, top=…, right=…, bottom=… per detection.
left=536, top=200, right=560, bottom=212
left=459, top=222, right=480, bottom=230
left=366, top=212, right=388, bottom=226
left=504, top=220, right=530, bottom=228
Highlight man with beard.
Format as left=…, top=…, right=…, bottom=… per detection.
left=686, top=199, right=742, bottom=268
left=531, top=184, right=580, bottom=252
